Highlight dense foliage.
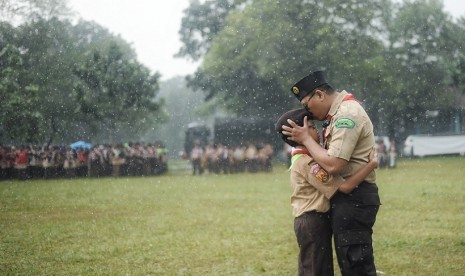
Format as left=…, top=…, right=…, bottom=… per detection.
left=0, top=1, right=164, bottom=144
left=178, top=0, right=465, bottom=138
left=2, top=0, right=465, bottom=144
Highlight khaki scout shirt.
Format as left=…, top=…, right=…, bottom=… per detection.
left=325, top=90, right=376, bottom=183
left=290, top=153, right=342, bottom=217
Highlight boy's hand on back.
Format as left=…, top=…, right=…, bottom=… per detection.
left=369, top=147, right=378, bottom=169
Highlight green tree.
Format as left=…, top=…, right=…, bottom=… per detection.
left=180, top=0, right=463, bottom=137
left=0, top=0, right=71, bottom=22
left=0, top=17, right=164, bottom=144
left=13, top=18, right=87, bottom=144
left=74, top=43, right=163, bottom=143
left=176, top=0, right=246, bottom=61
left=186, top=0, right=387, bottom=119
left=0, top=23, right=40, bottom=142
left=444, top=15, right=465, bottom=100
left=381, top=0, right=457, bottom=136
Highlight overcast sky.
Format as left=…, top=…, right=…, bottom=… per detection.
left=68, top=0, right=465, bottom=81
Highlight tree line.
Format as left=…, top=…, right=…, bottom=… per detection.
left=0, top=0, right=165, bottom=145
left=2, top=0, right=465, bottom=147
left=178, top=0, right=465, bottom=140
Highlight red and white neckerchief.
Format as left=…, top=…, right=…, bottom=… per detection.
left=322, top=93, right=359, bottom=149
left=291, top=148, right=310, bottom=156
left=289, top=147, right=311, bottom=170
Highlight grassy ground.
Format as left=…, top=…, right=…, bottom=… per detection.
left=1, top=157, right=464, bottom=275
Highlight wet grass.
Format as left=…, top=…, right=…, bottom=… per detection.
left=1, top=157, right=464, bottom=275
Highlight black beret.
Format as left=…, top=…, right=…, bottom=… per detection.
left=290, top=70, right=328, bottom=101
left=275, top=108, right=313, bottom=148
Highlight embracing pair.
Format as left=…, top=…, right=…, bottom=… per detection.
left=276, top=71, right=381, bottom=276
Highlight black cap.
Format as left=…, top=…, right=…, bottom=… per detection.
left=275, top=108, right=313, bottom=147
left=290, top=71, right=328, bottom=101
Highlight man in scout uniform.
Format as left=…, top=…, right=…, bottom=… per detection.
left=276, top=108, right=378, bottom=276
left=282, top=71, right=381, bottom=276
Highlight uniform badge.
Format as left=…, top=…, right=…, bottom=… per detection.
left=311, top=164, right=329, bottom=183
left=335, top=118, right=355, bottom=129
left=292, top=86, right=299, bottom=95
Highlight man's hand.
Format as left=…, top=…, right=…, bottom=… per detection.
left=281, top=116, right=311, bottom=145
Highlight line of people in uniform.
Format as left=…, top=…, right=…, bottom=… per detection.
left=0, top=142, right=168, bottom=181
left=189, top=141, right=274, bottom=175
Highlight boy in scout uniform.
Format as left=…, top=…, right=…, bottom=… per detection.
left=276, top=108, right=378, bottom=276
left=282, top=71, right=381, bottom=276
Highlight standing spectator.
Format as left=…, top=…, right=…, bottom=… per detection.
left=233, top=144, right=245, bottom=173
left=389, top=137, right=397, bottom=168
left=4, top=146, right=15, bottom=179
left=151, top=143, right=162, bottom=175
left=41, top=145, right=52, bottom=179
left=0, top=145, right=6, bottom=180
left=140, top=143, right=151, bottom=176
left=190, top=141, right=204, bottom=175
left=29, top=145, right=42, bottom=178
left=110, top=144, right=125, bottom=177
left=376, top=138, right=387, bottom=169
left=244, top=143, right=258, bottom=172
left=283, top=143, right=293, bottom=168
left=217, top=143, right=230, bottom=174
left=51, top=146, right=63, bottom=178
left=15, top=145, right=29, bottom=180
left=156, top=142, right=168, bottom=174
left=227, top=146, right=235, bottom=173
left=63, top=146, right=76, bottom=178
left=134, top=143, right=145, bottom=176
left=259, top=143, right=274, bottom=172
left=204, top=142, right=216, bottom=173
left=146, top=143, right=157, bottom=175
left=126, top=143, right=139, bottom=176
left=75, top=148, right=88, bottom=177
left=101, top=145, right=112, bottom=176
left=88, top=147, right=103, bottom=177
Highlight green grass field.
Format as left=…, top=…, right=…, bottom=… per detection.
left=1, top=157, right=465, bottom=275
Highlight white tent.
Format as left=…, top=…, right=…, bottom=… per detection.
left=403, top=135, right=465, bottom=157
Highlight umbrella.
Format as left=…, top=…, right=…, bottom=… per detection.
left=70, top=141, right=92, bottom=150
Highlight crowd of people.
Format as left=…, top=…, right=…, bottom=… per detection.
left=0, top=142, right=168, bottom=181
left=188, top=141, right=275, bottom=175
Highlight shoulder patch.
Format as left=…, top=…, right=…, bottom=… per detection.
left=335, top=118, right=355, bottom=129
left=310, top=164, right=329, bottom=183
